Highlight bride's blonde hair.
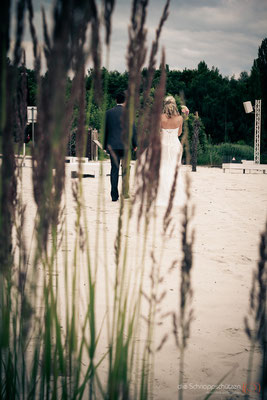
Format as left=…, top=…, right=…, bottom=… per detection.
left=163, top=96, right=179, bottom=118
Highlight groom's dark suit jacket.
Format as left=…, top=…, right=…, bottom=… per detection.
left=104, top=105, right=137, bottom=151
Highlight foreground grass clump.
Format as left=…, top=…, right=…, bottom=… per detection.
left=1, top=0, right=192, bottom=398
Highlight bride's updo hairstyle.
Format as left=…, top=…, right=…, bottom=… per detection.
left=163, top=96, right=179, bottom=118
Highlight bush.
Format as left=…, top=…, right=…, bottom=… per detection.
left=216, top=142, right=254, bottom=161
left=187, top=113, right=208, bottom=153
left=197, top=142, right=254, bottom=165
left=261, top=152, right=267, bottom=164
left=197, top=145, right=222, bottom=165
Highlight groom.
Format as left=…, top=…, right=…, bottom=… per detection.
left=104, top=92, right=137, bottom=202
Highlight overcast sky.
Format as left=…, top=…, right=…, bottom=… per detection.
left=12, top=0, right=267, bottom=78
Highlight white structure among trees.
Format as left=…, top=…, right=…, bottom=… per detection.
left=254, top=100, right=261, bottom=164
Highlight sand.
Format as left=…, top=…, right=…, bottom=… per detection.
left=19, top=161, right=267, bottom=400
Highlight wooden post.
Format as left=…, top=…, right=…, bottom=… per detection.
left=92, top=129, right=98, bottom=161
left=85, top=128, right=99, bottom=160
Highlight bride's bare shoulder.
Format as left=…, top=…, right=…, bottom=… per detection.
left=161, top=114, right=181, bottom=129
left=160, top=113, right=168, bottom=122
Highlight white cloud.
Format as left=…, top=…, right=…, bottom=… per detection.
left=103, top=0, right=267, bottom=76
left=10, top=0, right=267, bottom=77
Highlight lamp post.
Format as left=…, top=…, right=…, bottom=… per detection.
left=243, top=100, right=261, bottom=164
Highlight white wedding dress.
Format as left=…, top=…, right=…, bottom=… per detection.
left=156, top=127, right=185, bottom=207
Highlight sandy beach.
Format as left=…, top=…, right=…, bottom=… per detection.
left=19, top=161, right=267, bottom=400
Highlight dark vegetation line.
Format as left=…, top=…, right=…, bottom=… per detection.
left=17, top=37, right=267, bottom=163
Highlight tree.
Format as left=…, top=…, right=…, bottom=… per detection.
left=17, top=37, right=267, bottom=154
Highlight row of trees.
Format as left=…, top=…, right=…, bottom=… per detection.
left=25, top=38, right=267, bottom=155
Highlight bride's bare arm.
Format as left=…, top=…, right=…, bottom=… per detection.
left=178, top=115, right=183, bottom=136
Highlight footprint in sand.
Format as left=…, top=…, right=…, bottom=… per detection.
left=225, top=327, right=241, bottom=337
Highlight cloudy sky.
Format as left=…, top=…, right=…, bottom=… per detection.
left=12, top=0, right=267, bottom=78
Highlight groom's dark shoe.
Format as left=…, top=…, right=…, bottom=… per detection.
left=111, top=189, right=119, bottom=202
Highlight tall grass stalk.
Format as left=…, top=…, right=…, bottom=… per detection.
left=244, top=221, right=267, bottom=400
left=166, top=114, right=194, bottom=400
left=1, top=1, right=28, bottom=398
left=1, top=0, right=105, bottom=398
left=177, top=174, right=194, bottom=400
left=105, top=1, right=170, bottom=398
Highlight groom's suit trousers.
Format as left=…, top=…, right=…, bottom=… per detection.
left=104, top=104, right=137, bottom=200
left=110, top=149, right=124, bottom=200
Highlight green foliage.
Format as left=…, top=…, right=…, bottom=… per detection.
left=256, top=39, right=267, bottom=152
left=25, top=67, right=37, bottom=106
left=21, top=37, right=267, bottom=155
left=187, top=113, right=208, bottom=152
left=217, top=142, right=254, bottom=158
left=197, top=142, right=254, bottom=165
left=86, top=45, right=262, bottom=155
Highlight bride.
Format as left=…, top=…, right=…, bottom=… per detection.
left=156, top=96, right=185, bottom=207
